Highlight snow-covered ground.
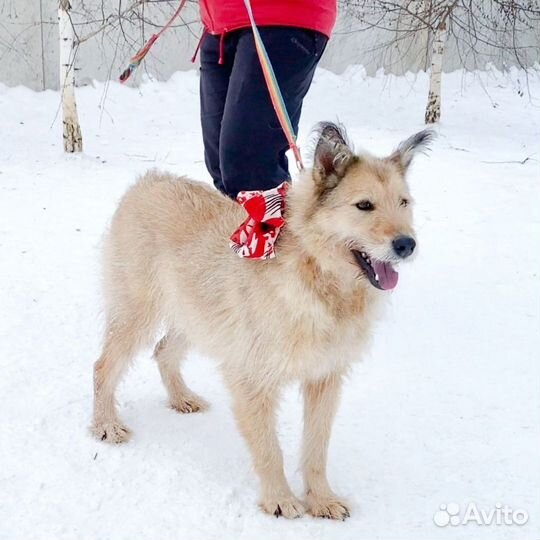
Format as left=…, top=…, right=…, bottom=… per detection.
left=1, top=66, right=539, bottom=540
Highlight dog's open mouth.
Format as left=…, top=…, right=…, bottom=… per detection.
left=352, top=250, right=399, bottom=290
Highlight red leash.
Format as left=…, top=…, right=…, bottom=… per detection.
left=119, top=0, right=188, bottom=83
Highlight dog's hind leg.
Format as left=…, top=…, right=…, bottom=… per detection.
left=301, top=372, right=350, bottom=520
left=92, top=311, right=155, bottom=443
left=153, top=332, right=208, bottom=413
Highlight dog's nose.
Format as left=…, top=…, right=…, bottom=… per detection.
left=392, top=235, right=416, bottom=258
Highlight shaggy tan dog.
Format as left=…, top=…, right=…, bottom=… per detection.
left=92, top=123, right=432, bottom=520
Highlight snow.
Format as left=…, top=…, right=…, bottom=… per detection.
left=1, top=66, right=539, bottom=540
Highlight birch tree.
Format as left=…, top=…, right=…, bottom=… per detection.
left=340, top=0, right=540, bottom=124
left=425, top=4, right=455, bottom=123
left=425, top=18, right=447, bottom=123
left=59, top=0, right=83, bottom=152
left=55, top=0, right=196, bottom=153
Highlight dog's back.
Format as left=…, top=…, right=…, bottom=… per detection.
left=103, top=170, right=242, bottom=330
left=106, top=170, right=241, bottom=269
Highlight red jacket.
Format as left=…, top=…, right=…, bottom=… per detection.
left=199, top=0, right=337, bottom=38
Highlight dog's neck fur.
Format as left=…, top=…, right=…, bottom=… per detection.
left=276, top=174, right=376, bottom=315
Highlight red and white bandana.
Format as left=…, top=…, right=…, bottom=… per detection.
left=229, top=181, right=290, bottom=260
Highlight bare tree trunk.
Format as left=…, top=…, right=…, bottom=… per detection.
left=425, top=19, right=447, bottom=124
left=58, top=0, right=83, bottom=152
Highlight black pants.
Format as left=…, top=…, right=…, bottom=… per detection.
left=200, top=27, right=327, bottom=199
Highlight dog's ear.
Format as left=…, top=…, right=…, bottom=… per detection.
left=389, top=129, right=435, bottom=173
left=312, top=122, right=355, bottom=194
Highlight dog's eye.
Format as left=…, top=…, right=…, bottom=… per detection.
left=400, top=198, right=410, bottom=207
left=356, top=200, right=375, bottom=211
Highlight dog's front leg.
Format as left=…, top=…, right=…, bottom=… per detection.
left=302, top=372, right=350, bottom=520
left=229, top=380, right=305, bottom=518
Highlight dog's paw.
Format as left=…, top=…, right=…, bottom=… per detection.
left=307, top=495, right=350, bottom=520
left=91, top=421, right=131, bottom=444
left=260, top=496, right=306, bottom=519
left=170, top=394, right=209, bottom=414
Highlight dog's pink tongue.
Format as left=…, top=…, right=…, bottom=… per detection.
left=372, top=261, right=399, bottom=290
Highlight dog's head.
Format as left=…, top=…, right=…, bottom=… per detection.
left=290, top=122, right=434, bottom=291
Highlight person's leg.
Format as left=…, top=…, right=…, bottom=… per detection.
left=219, top=27, right=328, bottom=199
left=199, top=33, right=238, bottom=193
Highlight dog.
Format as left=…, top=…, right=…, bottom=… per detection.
left=92, top=122, right=432, bottom=519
